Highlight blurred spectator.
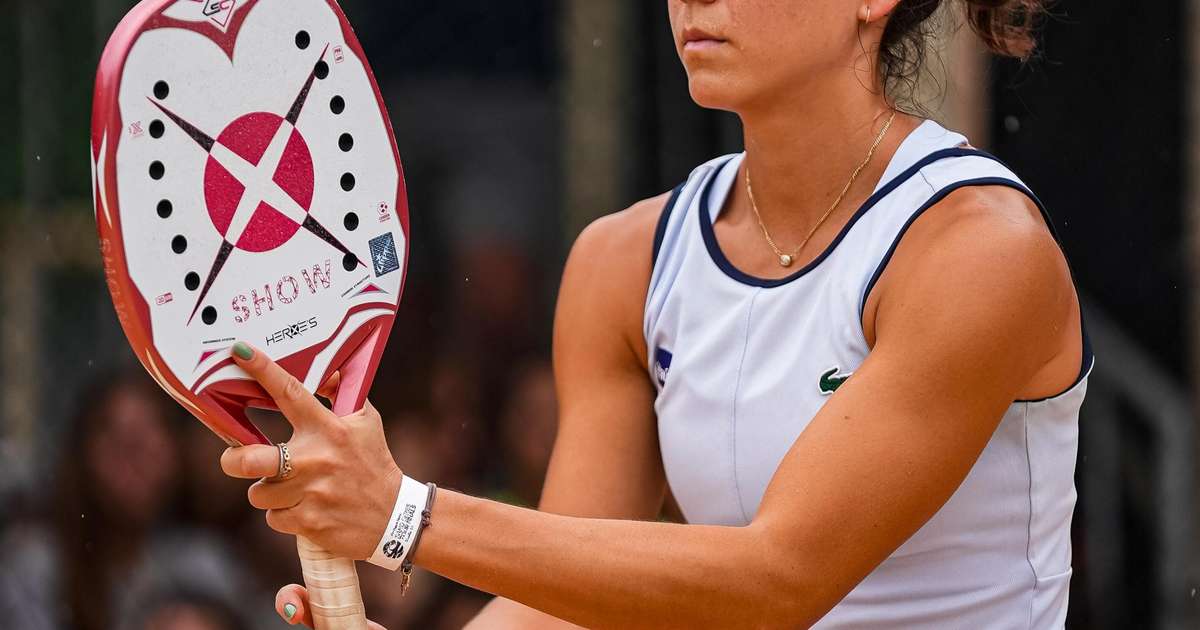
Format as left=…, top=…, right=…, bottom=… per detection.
left=425, top=357, right=487, bottom=492
left=0, top=371, right=269, bottom=630
left=182, top=408, right=299, bottom=629
left=494, top=359, right=558, bottom=507
left=180, top=420, right=252, bottom=533
left=125, top=589, right=246, bottom=630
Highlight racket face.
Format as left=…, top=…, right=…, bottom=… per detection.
left=92, top=0, right=408, bottom=446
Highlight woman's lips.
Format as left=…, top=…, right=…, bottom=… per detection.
left=683, top=39, right=725, bottom=51
left=682, top=27, right=726, bottom=51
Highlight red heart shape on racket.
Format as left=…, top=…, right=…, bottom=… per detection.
left=92, top=0, right=408, bottom=448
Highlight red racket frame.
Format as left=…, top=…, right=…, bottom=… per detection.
left=92, top=0, right=410, bottom=447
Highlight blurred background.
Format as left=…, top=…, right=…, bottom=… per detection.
left=0, top=0, right=1196, bottom=628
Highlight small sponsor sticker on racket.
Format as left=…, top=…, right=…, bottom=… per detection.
left=370, top=233, right=400, bottom=277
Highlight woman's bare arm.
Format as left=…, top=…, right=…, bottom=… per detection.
left=221, top=187, right=1080, bottom=629
left=466, top=195, right=672, bottom=629
left=410, top=188, right=1078, bottom=629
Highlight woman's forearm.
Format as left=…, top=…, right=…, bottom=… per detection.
left=416, top=490, right=813, bottom=630
left=214, top=349, right=828, bottom=627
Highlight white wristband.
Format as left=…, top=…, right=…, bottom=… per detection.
left=368, top=475, right=429, bottom=571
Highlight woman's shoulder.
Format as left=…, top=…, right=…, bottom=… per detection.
left=561, top=152, right=741, bottom=340
left=572, top=150, right=742, bottom=261
left=866, top=180, right=1077, bottom=374
left=557, top=190, right=678, bottom=364
left=569, top=189, right=676, bottom=272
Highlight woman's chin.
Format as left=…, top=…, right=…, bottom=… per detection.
left=685, top=72, right=749, bottom=112
left=687, top=81, right=740, bottom=112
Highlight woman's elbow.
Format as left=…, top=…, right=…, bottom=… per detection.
left=745, top=569, right=836, bottom=629
left=736, top=532, right=847, bottom=628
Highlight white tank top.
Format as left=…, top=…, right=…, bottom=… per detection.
left=643, top=121, right=1092, bottom=628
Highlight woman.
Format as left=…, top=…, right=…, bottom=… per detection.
left=221, top=0, right=1089, bottom=627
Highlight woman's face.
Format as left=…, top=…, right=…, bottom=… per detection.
left=667, top=0, right=878, bottom=112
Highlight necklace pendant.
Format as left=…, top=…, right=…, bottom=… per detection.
left=779, top=254, right=794, bottom=267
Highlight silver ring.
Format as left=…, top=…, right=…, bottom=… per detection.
left=273, top=442, right=294, bottom=481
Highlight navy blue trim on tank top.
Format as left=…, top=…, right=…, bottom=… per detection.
left=698, top=147, right=993, bottom=289
left=857, top=174, right=1095, bottom=402
left=652, top=183, right=687, bottom=265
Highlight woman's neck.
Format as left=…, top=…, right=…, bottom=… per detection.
left=734, top=79, right=920, bottom=239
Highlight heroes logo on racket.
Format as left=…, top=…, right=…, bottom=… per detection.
left=91, top=0, right=409, bottom=448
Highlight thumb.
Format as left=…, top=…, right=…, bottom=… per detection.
left=275, top=584, right=389, bottom=630
left=276, top=584, right=314, bottom=628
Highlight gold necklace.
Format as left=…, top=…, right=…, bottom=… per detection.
left=745, top=111, right=897, bottom=268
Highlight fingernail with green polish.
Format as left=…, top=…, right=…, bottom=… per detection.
left=232, top=342, right=254, bottom=361
left=283, top=603, right=296, bottom=620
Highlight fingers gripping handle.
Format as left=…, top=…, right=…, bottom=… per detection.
left=296, top=325, right=385, bottom=629
left=296, top=535, right=369, bottom=630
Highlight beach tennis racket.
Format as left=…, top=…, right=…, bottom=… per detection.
left=92, top=1, right=408, bottom=627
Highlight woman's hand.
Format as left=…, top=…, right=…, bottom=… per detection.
left=275, top=584, right=389, bottom=629
left=219, top=342, right=403, bottom=560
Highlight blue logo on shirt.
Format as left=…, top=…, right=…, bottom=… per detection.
left=654, top=348, right=673, bottom=386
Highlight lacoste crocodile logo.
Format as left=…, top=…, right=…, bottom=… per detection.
left=818, top=367, right=851, bottom=395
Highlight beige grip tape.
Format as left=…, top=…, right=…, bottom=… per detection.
left=296, top=535, right=369, bottom=629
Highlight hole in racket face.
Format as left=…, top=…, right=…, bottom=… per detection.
left=154, top=80, right=170, bottom=100
left=342, top=253, right=357, bottom=271
left=157, top=199, right=173, bottom=219
left=149, top=120, right=165, bottom=139
left=185, top=272, right=201, bottom=291
left=315, top=61, right=330, bottom=80
left=295, top=31, right=311, bottom=50
left=150, top=161, right=166, bottom=180
left=340, top=173, right=355, bottom=192
left=344, top=212, right=359, bottom=231
left=330, top=96, right=345, bottom=115
left=172, top=235, right=188, bottom=254
left=201, top=306, right=217, bottom=325
left=339, top=133, right=354, bottom=152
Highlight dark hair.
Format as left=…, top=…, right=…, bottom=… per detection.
left=879, top=0, right=1045, bottom=99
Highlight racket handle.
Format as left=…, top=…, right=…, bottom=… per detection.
left=296, top=535, right=369, bottom=630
